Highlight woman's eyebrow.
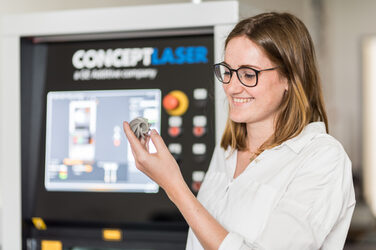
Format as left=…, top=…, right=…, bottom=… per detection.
left=222, top=61, right=260, bottom=69
left=221, top=61, right=230, bottom=67
left=242, top=64, right=260, bottom=69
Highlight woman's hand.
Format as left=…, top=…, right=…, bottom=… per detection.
left=122, top=121, right=186, bottom=198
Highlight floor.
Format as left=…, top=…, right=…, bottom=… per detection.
left=343, top=200, right=376, bottom=250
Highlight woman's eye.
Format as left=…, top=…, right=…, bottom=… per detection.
left=223, top=71, right=231, bottom=76
left=244, top=73, right=255, bottom=79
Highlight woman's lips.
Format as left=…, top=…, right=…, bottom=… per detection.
left=232, top=97, right=255, bottom=105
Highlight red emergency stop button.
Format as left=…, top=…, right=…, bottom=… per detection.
left=163, top=90, right=189, bottom=116
left=163, top=94, right=179, bottom=111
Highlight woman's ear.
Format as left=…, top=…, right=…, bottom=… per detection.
left=283, top=78, right=289, bottom=92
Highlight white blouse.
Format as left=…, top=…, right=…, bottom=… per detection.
left=186, top=122, right=356, bottom=250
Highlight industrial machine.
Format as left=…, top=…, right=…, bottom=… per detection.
left=21, top=29, right=215, bottom=249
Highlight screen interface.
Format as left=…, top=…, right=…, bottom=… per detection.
left=45, top=89, right=161, bottom=193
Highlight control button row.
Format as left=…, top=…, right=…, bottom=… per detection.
left=168, top=116, right=207, bottom=138
left=167, top=143, right=207, bottom=156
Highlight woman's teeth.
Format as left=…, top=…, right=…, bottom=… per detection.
left=233, top=97, right=254, bottom=103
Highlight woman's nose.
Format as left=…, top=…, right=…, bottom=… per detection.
left=225, top=73, right=244, bottom=93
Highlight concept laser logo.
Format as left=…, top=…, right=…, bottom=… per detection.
left=72, top=46, right=208, bottom=69
left=71, top=46, right=208, bottom=81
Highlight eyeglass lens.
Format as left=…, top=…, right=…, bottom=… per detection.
left=214, top=64, right=257, bottom=87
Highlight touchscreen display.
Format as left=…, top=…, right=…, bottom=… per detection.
left=45, top=89, right=161, bottom=193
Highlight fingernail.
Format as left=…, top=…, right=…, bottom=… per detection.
left=151, top=129, right=157, bottom=135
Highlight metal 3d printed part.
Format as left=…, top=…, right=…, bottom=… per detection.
left=129, top=117, right=151, bottom=139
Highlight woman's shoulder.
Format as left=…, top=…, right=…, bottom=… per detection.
left=303, top=126, right=347, bottom=159
left=285, top=121, right=347, bottom=157
left=291, top=124, right=356, bottom=210
left=280, top=122, right=351, bottom=179
left=291, top=123, right=352, bottom=180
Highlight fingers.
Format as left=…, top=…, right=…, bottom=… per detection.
left=149, top=129, right=169, bottom=154
left=124, top=121, right=168, bottom=156
left=145, top=136, right=150, bottom=152
left=123, top=121, right=147, bottom=156
left=140, top=135, right=150, bottom=151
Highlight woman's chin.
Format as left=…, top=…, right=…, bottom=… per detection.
left=229, top=114, right=249, bottom=124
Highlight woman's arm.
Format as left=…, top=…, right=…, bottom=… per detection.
left=170, top=178, right=228, bottom=250
left=123, top=122, right=228, bottom=250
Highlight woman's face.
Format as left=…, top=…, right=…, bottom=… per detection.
left=223, top=36, right=288, bottom=126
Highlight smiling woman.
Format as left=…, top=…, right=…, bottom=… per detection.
left=123, top=12, right=355, bottom=250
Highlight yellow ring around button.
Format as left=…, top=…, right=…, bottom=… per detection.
left=167, top=90, right=189, bottom=116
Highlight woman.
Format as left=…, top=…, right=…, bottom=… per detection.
left=123, top=12, right=355, bottom=250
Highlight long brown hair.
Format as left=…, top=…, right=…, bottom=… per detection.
left=220, top=12, right=328, bottom=157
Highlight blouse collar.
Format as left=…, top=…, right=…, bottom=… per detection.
left=223, top=121, right=327, bottom=157
left=283, top=121, right=326, bottom=154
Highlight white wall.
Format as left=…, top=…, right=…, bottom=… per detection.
left=323, top=0, right=376, bottom=213
left=323, top=0, right=375, bottom=172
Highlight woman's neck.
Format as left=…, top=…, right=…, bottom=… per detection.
left=245, top=120, right=275, bottom=153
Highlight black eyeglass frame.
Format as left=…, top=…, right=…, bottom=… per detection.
left=213, top=63, right=279, bottom=87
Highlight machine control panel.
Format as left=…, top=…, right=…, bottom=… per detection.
left=162, top=87, right=214, bottom=192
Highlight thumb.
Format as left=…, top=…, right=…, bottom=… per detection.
left=149, top=129, right=169, bottom=153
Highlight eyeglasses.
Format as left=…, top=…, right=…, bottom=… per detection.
left=213, top=63, right=279, bottom=87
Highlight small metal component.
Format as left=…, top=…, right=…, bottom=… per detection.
left=129, top=117, right=151, bottom=139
